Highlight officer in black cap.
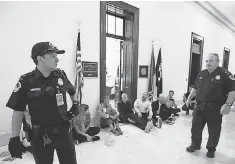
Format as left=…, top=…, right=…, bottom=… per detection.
left=6, top=42, right=79, bottom=164
left=185, top=53, right=235, bottom=158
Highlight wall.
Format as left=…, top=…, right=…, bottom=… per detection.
left=0, top=1, right=100, bottom=135
left=128, top=1, right=235, bottom=102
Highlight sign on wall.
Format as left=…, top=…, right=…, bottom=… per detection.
left=82, top=61, right=98, bottom=77
left=139, top=65, right=148, bottom=78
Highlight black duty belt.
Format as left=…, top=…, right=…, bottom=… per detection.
left=196, top=101, right=223, bottom=106
left=32, top=123, right=71, bottom=146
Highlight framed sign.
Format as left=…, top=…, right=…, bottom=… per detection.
left=82, top=61, right=98, bottom=77
left=139, top=65, right=148, bottom=78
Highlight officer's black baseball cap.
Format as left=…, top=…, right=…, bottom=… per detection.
left=31, top=42, right=65, bottom=59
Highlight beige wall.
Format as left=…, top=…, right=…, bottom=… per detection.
left=0, top=1, right=235, bottom=138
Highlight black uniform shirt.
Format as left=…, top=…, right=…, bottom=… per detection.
left=193, top=67, right=235, bottom=103
left=6, top=68, right=76, bottom=126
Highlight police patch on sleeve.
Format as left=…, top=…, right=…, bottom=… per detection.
left=229, top=75, right=235, bottom=80
left=13, top=81, right=21, bottom=92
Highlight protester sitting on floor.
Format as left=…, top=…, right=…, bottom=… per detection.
left=72, top=104, right=100, bottom=144
left=151, top=98, right=163, bottom=128
left=133, top=92, right=154, bottom=133
left=97, top=96, right=123, bottom=136
left=157, top=96, right=177, bottom=125
left=182, top=86, right=196, bottom=115
left=166, top=90, right=181, bottom=116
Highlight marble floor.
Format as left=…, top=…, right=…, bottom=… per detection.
left=1, top=109, right=235, bottom=164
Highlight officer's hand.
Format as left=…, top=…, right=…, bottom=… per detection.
left=8, top=136, right=24, bottom=159
left=220, top=104, right=231, bottom=115
left=186, top=99, right=191, bottom=107
left=67, top=102, right=79, bottom=120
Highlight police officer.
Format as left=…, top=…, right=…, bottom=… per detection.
left=186, top=53, right=235, bottom=158
left=6, top=42, right=79, bottom=164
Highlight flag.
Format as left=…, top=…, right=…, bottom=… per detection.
left=156, top=48, right=162, bottom=97
left=74, top=29, right=84, bottom=104
left=148, top=46, right=155, bottom=102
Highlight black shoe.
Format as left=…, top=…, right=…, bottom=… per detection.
left=174, top=114, right=179, bottom=116
left=186, top=146, right=200, bottom=152
left=206, top=152, right=215, bottom=158
left=92, top=136, right=100, bottom=141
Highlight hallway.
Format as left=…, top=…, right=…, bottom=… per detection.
left=1, top=109, right=235, bottom=164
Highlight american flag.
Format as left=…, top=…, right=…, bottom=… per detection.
left=75, top=29, right=84, bottom=104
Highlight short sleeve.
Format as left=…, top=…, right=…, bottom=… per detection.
left=193, top=72, right=202, bottom=89
left=222, top=71, right=235, bottom=94
left=6, top=78, right=28, bottom=111
left=63, top=71, right=76, bottom=96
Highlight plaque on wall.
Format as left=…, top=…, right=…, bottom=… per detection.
left=139, top=65, right=148, bottom=78
left=82, top=61, right=98, bottom=77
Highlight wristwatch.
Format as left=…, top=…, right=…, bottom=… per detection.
left=225, top=102, right=233, bottom=106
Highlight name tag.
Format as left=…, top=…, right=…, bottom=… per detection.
left=56, top=93, right=64, bottom=106
left=30, top=88, right=41, bottom=91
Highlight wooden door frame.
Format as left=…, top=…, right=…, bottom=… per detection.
left=222, top=47, right=230, bottom=69
left=100, top=1, right=139, bottom=103
left=187, top=32, right=204, bottom=91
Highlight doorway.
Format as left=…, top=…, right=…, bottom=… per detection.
left=187, top=32, right=204, bottom=91
left=100, top=1, right=139, bottom=107
left=222, top=47, right=230, bottom=70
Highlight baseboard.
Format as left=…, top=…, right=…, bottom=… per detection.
left=0, top=131, right=11, bottom=147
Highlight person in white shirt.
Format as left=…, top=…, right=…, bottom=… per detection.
left=133, top=92, right=154, bottom=132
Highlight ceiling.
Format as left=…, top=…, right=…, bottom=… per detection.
left=209, top=1, right=235, bottom=26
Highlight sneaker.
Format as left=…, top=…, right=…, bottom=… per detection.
left=116, top=128, right=123, bottom=135
left=110, top=129, right=120, bottom=136
left=206, top=152, right=215, bottom=158
left=145, top=120, right=153, bottom=133
left=186, top=146, right=201, bottom=152
left=164, top=119, right=174, bottom=125
left=157, top=117, right=163, bottom=128
left=92, top=136, right=100, bottom=141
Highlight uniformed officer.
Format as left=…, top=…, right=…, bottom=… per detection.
left=6, top=42, right=80, bottom=164
left=186, top=53, right=235, bottom=158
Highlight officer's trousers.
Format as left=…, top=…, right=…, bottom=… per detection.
left=30, top=124, right=77, bottom=164
left=191, top=102, right=222, bottom=152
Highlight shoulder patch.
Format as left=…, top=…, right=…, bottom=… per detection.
left=229, top=75, right=235, bottom=81
left=13, top=81, right=21, bottom=92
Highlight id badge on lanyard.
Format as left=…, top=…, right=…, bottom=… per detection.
left=56, top=93, right=64, bottom=106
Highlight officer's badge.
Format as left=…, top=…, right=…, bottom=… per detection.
left=13, top=82, right=21, bottom=92
left=58, top=78, right=63, bottom=86
left=199, top=77, right=203, bottom=80
left=229, top=75, right=235, bottom=80
left=215, top=75, right=220, bottom=80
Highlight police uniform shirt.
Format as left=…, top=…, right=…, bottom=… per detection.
left=193, top=67, right=235, bottom=103
left=6, top=68, right=76, bottom=126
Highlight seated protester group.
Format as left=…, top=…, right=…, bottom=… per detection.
left=97, top=96, right=123, bottom=136
left=182, top=86, right=196, bottom=115
left=133, top=92, right=155, bottom=133
left=72, top=104, right=100, bottom=144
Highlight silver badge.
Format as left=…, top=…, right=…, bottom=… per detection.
left=215, top=75, right=220, bottom=80
left=58, top=78, right=63, bottom=86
